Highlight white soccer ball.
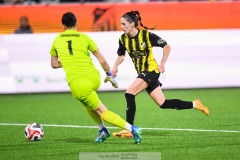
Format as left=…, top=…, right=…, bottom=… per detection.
left=24, top=123, right=44, bottom=141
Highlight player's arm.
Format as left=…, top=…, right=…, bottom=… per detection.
left=111, top=40, right=126, bottom=76
left=93, top=49, right=110, bottom=72
left=149, top=32, right=171, bottom=73
left=51, top=55, right=62, bottom=69
left=159, top=44, right=171, bottom=73
left=93, top=49, right=118, bottom=88
left=112, top=55, right=125, bottom=77
left=50, top=40, right=62, bottom=69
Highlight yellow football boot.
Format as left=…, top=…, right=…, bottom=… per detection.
left=194, top=99, right=209, bottom=115
left=112, top=130, right=133, bottom=138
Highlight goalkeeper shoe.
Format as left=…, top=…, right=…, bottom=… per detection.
left=95, top=127, right=110, bottom=143
left=131, top=126, right=142, bottom=144
left=112, top=130, right=133, bottom=138
left=194, top=99, right=209, bottom=115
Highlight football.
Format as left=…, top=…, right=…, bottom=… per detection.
left=24, top=123, right=44, bottom=141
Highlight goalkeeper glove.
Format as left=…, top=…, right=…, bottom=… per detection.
left=104, top=72, right=118, bottom=88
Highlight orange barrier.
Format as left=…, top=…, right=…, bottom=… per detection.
left=0, top=2, right=240, bottom=34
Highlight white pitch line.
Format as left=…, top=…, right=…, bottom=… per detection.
left=0, top=123, right=240, bottom=133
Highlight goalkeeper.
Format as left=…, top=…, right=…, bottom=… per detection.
left=49, top=12, right=142, bottom=144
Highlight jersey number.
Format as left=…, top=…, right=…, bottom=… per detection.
left=67, top=40, right=73, bottom=55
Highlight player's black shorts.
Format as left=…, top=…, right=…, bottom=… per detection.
left=137, top=70, right=162, bottom=94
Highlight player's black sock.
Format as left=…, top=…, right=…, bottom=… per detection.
left=160, top=99, right=193, bottom=110
left=125, top=93, right=136, bottom=125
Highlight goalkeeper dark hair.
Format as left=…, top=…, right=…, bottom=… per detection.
left=122, top=10, right=156, bottom=30
left=62, top=12, right=77, bottom=28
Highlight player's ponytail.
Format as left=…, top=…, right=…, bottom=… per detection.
left=124, top=10, right=156, bottom=30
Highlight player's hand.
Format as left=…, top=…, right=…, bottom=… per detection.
left=104, top=72, right=118, bottom=88
left=111, top=66, right=118, bottom=77
left=158, top=64, right=165, bottom=73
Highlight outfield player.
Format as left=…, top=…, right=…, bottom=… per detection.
left=49, top=12, right=142, bottom=144
left=107, top=10, right=209, bottom=138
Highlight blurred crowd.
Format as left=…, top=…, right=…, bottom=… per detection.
left=1, top=0, right=237, bottom=5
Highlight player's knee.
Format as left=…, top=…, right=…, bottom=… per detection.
left=125, top=88, right=135, bottom=94
left=125, top=92, right=135, bottom=98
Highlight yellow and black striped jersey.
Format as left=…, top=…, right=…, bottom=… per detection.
left=117, top=29, right=167, bottom=74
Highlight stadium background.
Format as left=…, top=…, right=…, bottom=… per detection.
left=0, top=1, right=240, bottom=34
left=0, top=1, right=240, bottom=160
left=0, top=1, right=240, bottom=94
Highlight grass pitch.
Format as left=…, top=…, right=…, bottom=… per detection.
left=0, top=88, right=240, bottom=160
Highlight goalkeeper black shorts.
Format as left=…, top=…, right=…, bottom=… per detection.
left=137, top=70, right=162, bottom=94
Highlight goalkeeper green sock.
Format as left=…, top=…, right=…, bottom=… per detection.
left=101, top=109, right=126, bottom=129
left=85, top=108, right=102, bottom=124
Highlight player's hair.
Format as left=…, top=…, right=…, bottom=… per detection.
left=62, top=12, right=77, bottom=28
left=122, top=10, right=156, bottom=30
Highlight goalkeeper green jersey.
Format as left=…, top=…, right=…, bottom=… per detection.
left=50, top=30, right=98, bottom=84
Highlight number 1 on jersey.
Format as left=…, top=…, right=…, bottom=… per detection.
left=67, top=40, right=73, bottom=55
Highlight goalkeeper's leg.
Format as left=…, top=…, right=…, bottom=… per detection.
left=85, top=108, right=107, bottom=130
left=86, top=108, right=111, bottom=143
left=95, top=102, right=142, bottom=144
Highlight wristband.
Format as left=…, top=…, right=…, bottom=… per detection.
left=106, top=71, right=112, bottom=76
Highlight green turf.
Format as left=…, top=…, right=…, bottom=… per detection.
left=0, top=88, right=240, bottom=160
